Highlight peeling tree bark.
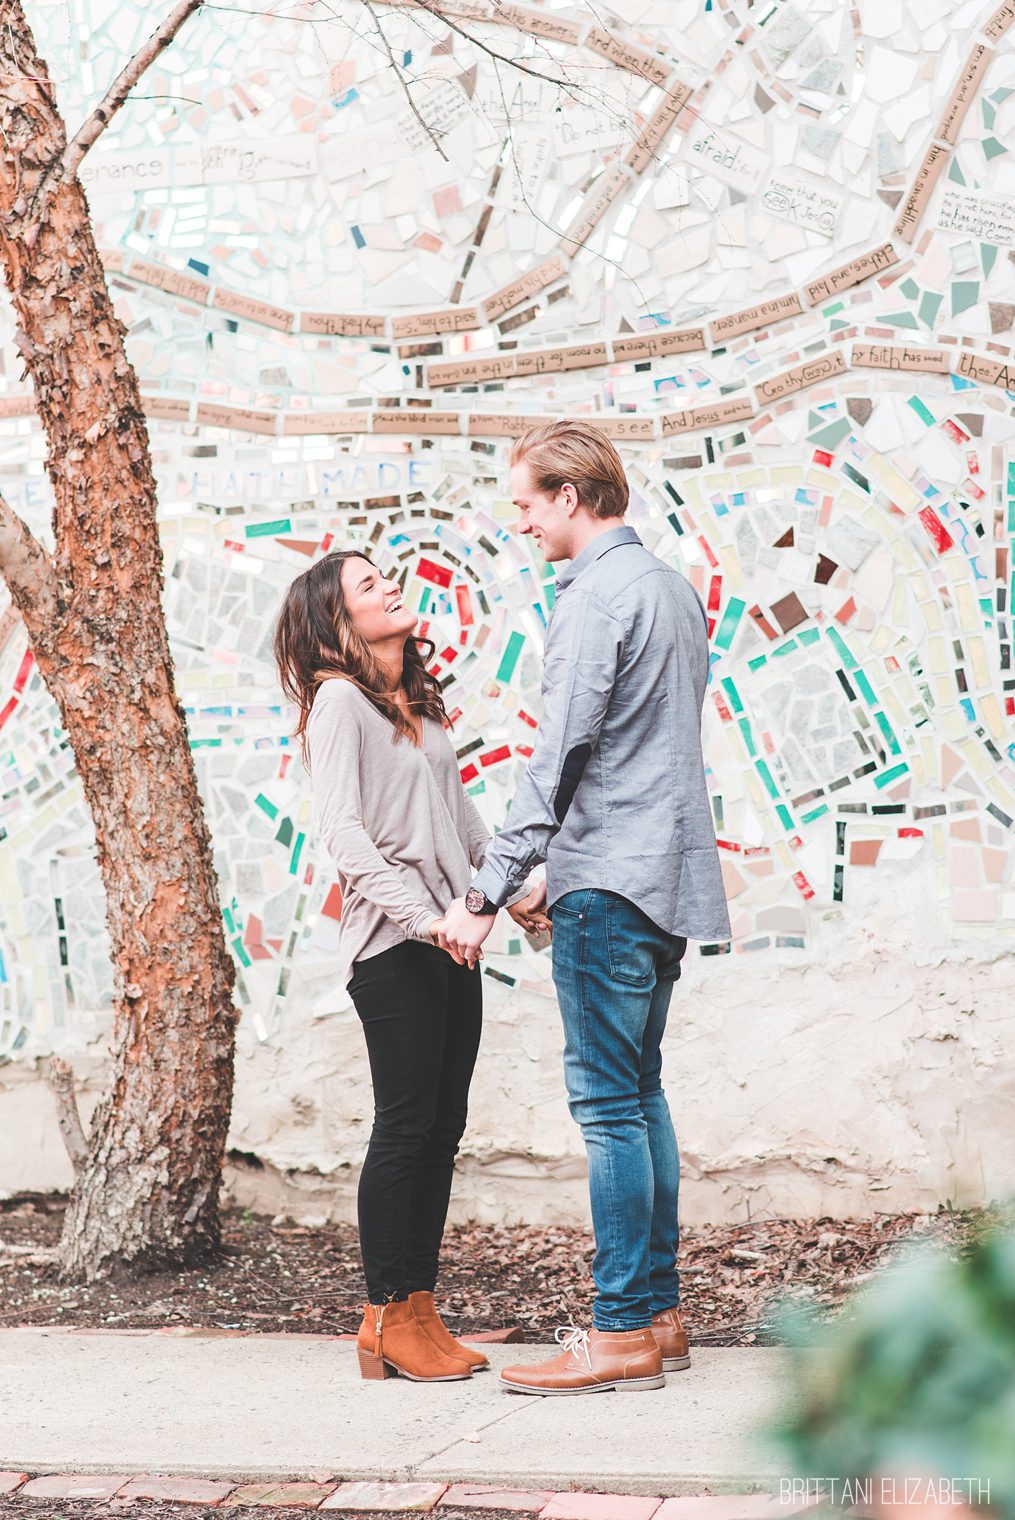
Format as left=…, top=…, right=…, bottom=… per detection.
left=0, top=3, right=237, bottom=1281
left=47, top=1057, right=88, bottom=1178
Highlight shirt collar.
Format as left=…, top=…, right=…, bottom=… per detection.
left=554, top=523, right=642, bottom=594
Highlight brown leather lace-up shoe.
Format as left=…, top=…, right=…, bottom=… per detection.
left=500, top=1324, right=664, bottom=1396
left=651, top=1305, right=690, bottom=1372
left=408, top=1290, right=489, bottom=1371
left=356, top=1299, right=473, bottom=1381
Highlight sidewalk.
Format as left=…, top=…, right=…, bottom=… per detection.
left=0, top=1328, right=804, bottom=1502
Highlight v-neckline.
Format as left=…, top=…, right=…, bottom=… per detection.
left=396, top=697, right=424, bottom=750
left=332, top=679, right=429, bottom=754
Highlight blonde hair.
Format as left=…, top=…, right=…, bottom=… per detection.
left=510, top=420, right=629, bottom=520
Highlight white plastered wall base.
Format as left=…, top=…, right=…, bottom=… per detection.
left=4, top=921, right=1013, bottom=1226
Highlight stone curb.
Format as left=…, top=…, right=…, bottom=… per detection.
left=0, top=1472, right=826, bottom=1518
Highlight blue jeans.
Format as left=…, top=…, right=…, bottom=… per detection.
left=550, top=888, right=687, bottom=1331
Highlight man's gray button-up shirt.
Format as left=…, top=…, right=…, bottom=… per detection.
left=471, top=523, right=732, bottom=944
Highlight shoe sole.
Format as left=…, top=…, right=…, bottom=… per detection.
left=500, top=1372, right=666, bottom=1395
left=663, top=1356, right=691, bottom=1371
left=383, top=1362, right=473, bottom=1381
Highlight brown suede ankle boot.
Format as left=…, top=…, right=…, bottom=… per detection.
left=408, top=1290, right=489, bottom=1371
left=356, top=1299, right=474, bottom=1382
left=651, top=1306, right=690, bottom=1371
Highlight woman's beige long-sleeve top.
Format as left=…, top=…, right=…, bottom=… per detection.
left=306, top=677, right=503, bottom=988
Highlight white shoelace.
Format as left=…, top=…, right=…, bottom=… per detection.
left=554, top=1323, right=592, bottom=1369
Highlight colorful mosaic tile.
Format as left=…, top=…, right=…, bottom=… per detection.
left=1, top=1, right=1014, bottom=1054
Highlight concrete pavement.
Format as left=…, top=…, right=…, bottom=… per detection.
left=0, top=1329, right=805, bottom=1498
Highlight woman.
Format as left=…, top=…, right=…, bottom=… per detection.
left=274, top=549, right=544, bottom=1384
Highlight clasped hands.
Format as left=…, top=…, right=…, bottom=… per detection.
left=429, top=878, right=552, bottom=969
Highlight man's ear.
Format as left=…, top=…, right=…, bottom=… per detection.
left=560, top=482, right=580, bottom=516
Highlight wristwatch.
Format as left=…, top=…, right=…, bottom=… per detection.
left=465, top=886, right=497, bottom=916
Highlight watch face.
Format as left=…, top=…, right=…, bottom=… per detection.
left=465, top=887, right=485, bottom=914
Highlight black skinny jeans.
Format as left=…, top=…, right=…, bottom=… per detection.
left=348, top=939, right=483, bottom=1305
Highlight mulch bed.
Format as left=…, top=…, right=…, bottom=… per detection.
left=0, top=1193, right=1001, bottom=1345
left=0, top=1508, right=222, bottom=1520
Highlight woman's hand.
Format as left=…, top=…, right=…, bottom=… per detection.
left=430, top=918, right=483, bottom=966
left=507, top=879, right=552, bottom=939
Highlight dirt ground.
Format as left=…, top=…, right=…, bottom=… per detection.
left=0, top=1193, right=999, bottom=1344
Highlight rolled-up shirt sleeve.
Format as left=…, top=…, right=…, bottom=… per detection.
left=308, top=695, right=434, bottom=941
left=471, top=588, right=624, bottom=909
left=462, top=787, right=531, bottom=908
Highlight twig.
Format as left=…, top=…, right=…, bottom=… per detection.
left=62, top=0, right=205, bottom=182
left=369, top=0, right=577, bottom=86
left=0, top=1243, right=59, bottom=1267
left=487, top=56, right=656, bottom=315
left=47, top=1056, right=89, bottom=1178
left=360, top=0, right=448, bottom=162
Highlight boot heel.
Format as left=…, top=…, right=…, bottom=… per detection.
left=663, top=1355, right=690, bottom=1372
left=358, top=1348, right=395, bottom=1380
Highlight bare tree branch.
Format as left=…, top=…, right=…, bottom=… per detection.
left=361, top=0, right=449, bottom=161
left=369, top=0, right=580, bottom=86
left=0, top=493, right=56, bottom=622
left=48, top=1057, right=89, bottom=1178
left=62, top=0, right=206, bottom=182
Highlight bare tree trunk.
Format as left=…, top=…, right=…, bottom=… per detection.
left=0, top=3, right=236, bottom=1281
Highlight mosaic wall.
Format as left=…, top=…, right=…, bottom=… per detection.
left=1, top=0, right=1015, bottom=1061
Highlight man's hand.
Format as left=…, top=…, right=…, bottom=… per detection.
left=436, top=897, right=495, bottom=969
left=507, top=877, right=551, bottom=938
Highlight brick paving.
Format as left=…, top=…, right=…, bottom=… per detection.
left=538, top=1494, right=662, bottom=1520
left=0, top=1473, right=826, bottom=1516
left=655, top=1500, right=825, bottom=1520
left=320, top=1482, right=450, bottom=1512
left=225, top=1484, right=340, bottom=1509
left=437, top=1489, right=556, bottom=1513
left=19, top=1473, right=133, bottom=1500
left=116, top=1476, right=238, bottom=1505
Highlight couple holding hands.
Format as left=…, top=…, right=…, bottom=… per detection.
left=274, top=421, right=730, bottom=1396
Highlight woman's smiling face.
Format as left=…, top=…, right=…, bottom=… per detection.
left=339, top=556, right=418, bottom=646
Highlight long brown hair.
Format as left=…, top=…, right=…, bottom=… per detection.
left=274, top=549, right=449, bottom=760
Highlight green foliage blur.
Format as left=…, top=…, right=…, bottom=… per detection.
left=771, top=1210, right=1015, bottom=1517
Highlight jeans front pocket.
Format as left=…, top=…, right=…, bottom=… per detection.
left=549, top=888, right=594, bottom=921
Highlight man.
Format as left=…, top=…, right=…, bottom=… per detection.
left=438, top=420, right=731, bottom=1395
